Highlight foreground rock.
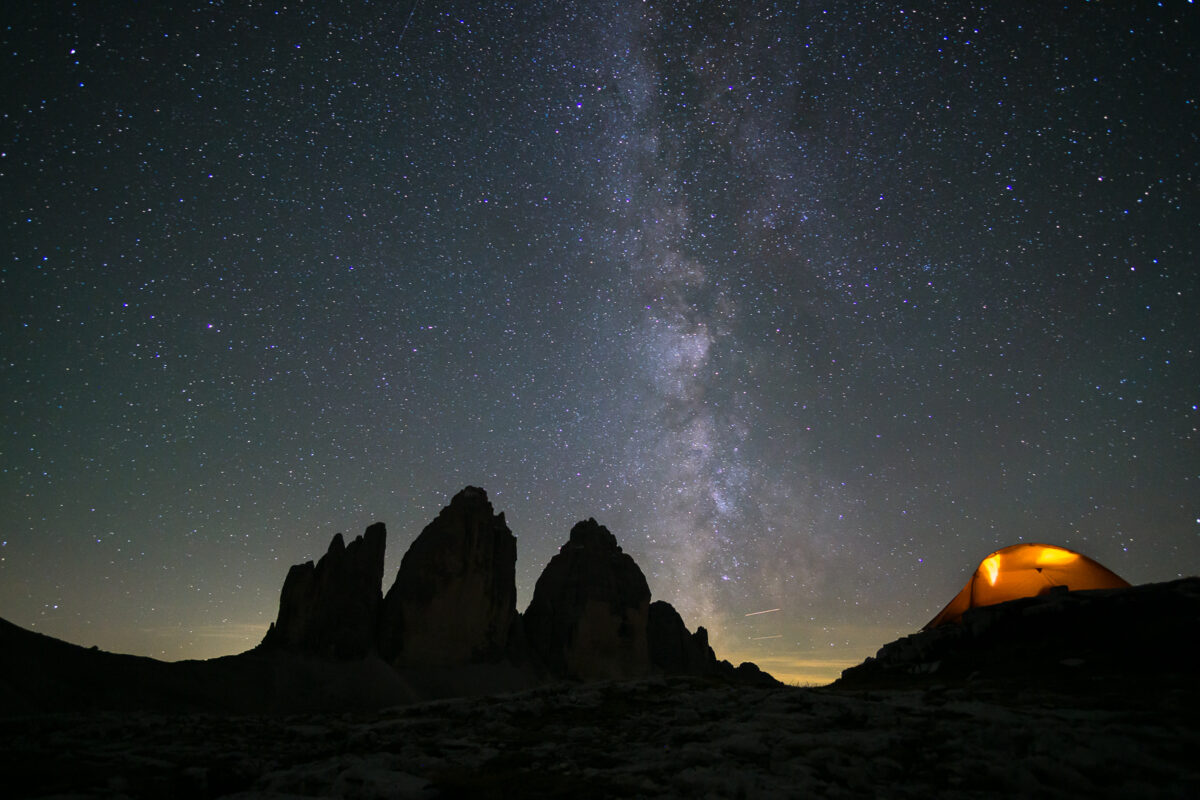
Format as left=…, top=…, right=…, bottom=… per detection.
left=6, top=676, right=1197, bottom=799
left=260, top=523, right=386, bottom=658
left=837, top=576, right=1200, bottom=691
left=378, top=486, right=519, bottom=667
left=523, top=518, right=652, bottom=680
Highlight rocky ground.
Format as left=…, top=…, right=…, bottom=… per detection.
left=5, top=674, right=1198, bottom=799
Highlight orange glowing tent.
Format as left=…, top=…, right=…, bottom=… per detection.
left=924, top=543, right=1130, bottom=629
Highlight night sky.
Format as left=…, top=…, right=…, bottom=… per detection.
left=2, top=1, right=1197, bottom=685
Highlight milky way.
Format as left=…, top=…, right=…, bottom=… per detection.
left=2, top=1, right=1197, bottom=683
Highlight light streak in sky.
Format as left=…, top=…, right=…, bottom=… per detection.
left=744, top=608, right=781, bottom=617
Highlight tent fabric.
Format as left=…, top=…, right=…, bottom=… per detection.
left=924, top=543, right=1130, bottom=629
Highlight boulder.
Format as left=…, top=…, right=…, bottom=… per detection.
left=261, top=523, right=386, bottom=658
left=523, top=518, right=651, bottom=680
left=379, top=487, right=518, bottom=667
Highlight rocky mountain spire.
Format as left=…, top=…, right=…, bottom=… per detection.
left=648, top=600, right=720, bottom=675
left=260, top=522, right=386, bottom=658
left=523, top=518, right=652, bottom=680
left=378, top=486, right=518, bottom=667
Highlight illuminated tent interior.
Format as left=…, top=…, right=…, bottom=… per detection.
left=924, top=543, right=1131, bottom=629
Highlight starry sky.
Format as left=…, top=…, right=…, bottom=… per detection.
left=2, top=1, right=1197, bottom=685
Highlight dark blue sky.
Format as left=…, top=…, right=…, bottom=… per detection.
left=2, top=1, right=1196, bottom=683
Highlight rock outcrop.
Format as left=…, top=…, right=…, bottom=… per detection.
left=378, top=487, right=518, bottom=667
left=256, top=487, right=774, bottom=695
left=523, top=518, right=651, bottom=680
left=836, top=576, right=1200, bottom=690
left=647, top=600, right=719, bottom=675
left=260, top=523, right=386, bottom=658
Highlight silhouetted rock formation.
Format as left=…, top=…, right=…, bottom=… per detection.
left=523, top=518, right=652, bottom=680
left=251, top=487, right=773, bottom=698
left=261, top=522, right=386, bottom=658
left=0, top=487, right=780, bottom=716
left=647, top=600, right=718, bottom=675
left=379, top=486, right=518, bottom=667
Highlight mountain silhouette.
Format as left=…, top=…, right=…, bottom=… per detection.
left=0, top=486, right=774, bottom=714
left=259, top=487, right=776, bottom=693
